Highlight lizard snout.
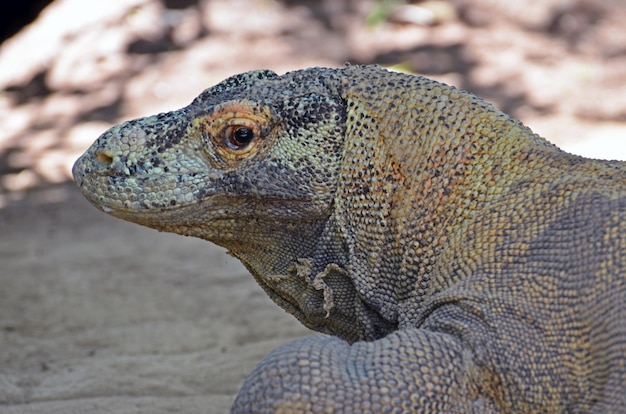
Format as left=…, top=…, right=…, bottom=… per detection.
left=77, top=121, right=154, bottom=180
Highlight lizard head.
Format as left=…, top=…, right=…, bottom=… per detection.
left=73, top=68, right=346, bottom=246
left=73, top=68, right=361, bottom=336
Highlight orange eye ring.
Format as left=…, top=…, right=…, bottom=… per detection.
left=195, top=101, right=274, bottom=165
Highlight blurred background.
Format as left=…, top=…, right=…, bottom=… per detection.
left=0, top=1, right=625, bottom=412
left=1, top=0, right=625, bottom=207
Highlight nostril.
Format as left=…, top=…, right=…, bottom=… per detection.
left=96, top=150, right=114, bottom=166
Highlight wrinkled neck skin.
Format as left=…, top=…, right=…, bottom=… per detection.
left=224, top=207, right=399, bottom=344
left=217, top=202, right=380, bottom=343
left=220, top=216, right=329, bottom=320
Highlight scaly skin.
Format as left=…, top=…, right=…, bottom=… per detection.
left=73, top=65, right=626, bottom=413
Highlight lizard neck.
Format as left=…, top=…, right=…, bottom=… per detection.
left=335, top=74, right=561, bottom=329
left=391, top=117, right=556, bottom=302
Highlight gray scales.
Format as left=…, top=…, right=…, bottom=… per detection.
left=73, top=65, right=626, bottom=413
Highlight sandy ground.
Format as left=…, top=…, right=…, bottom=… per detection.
left=0, top=183, right=309, bottom=413
left=1, top=0, right=625, bottom=413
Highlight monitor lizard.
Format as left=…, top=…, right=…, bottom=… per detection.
left=73, top=65, right=626, bottom=413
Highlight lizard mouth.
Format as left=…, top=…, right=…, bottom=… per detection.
left=74, top=168, right=209, bottom=213
left=72, top=151, right=220, bottom=222
left=73, top=152, right=324, bottom=237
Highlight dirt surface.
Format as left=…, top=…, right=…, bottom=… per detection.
left=1, top=0, right=625, bottom=412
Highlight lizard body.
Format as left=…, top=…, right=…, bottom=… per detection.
left=73, top=65, right=626, bottom=412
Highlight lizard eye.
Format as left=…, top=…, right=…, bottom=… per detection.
left=198, top=101, right=274, bottom=164
left=225, top=126, right=255, bottom=149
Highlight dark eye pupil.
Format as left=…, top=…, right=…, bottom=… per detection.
left=231, top=127, right=254, bottom=146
